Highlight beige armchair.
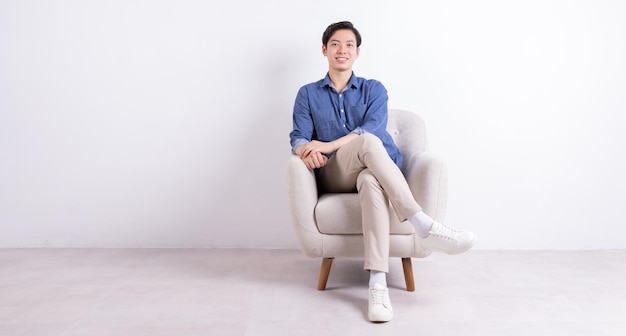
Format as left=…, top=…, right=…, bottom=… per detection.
left=287, top=109, right=448, bottom=291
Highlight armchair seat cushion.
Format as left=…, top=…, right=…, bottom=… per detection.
left=315, top=193, right=415, bottom=235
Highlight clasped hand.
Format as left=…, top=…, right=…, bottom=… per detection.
left=296, top=140, right=335, bottom=170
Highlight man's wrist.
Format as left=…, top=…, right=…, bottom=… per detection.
left=330, top=141, right=338, bottom=152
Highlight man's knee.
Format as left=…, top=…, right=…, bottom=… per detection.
left=360, top=133, right=382, bottom=146
left=357, top=133, right=386, bottom=156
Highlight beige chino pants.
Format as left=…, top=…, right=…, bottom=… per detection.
left=318, top=133, right=422, bottom=273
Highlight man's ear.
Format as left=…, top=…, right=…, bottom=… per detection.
left=322, top=44, right=327, bottom=56
left=356, top=47, right=361, bottom=57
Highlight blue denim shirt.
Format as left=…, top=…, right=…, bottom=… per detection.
left=289, top=73, right=402, bottom=167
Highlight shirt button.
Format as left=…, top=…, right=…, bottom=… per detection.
left=341, top=109, right=344, bottom=113
left=339, top=94, right=342, bottom=98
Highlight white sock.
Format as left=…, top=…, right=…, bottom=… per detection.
left=408, top=211, right=434, bottom=238
left=369, top=270, right=387, bottom=288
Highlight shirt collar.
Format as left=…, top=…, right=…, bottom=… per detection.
left=320, top=72, right=360, bottom=91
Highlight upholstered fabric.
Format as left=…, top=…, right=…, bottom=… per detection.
left=287, top=109, right=448, bottom=259
left=315, top=194, right=415, bottom=235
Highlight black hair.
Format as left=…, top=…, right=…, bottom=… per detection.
left=322, top=21, right=362, bottom=47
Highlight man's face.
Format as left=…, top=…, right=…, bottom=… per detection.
left=322, top=29, right=360, bottom=72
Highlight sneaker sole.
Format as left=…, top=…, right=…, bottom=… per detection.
left=422, top=235, right=477, bottom=255
left=368, top=312, right=393, bottom=322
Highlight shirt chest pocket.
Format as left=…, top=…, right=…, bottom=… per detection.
left=346, top=103, right=367, bottom=125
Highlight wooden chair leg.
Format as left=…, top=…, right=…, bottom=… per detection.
left=317, top=258, right=334, bottom=290
left=402, top=257, right=415, bottom=292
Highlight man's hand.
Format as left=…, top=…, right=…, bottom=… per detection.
left=301, top=151, right=328, bottom=170
left=295, top=140, right=335, bottom=170
left=296, top=140, right=336, bottom=158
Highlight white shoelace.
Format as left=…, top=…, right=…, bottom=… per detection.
left=369, top=287, right=391, bottom=307
left=430, top=223, right=460, bottom=241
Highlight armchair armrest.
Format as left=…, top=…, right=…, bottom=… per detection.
left=287, top=155, right=323, bottom=256
left=402, top=151, right=448, bottom=223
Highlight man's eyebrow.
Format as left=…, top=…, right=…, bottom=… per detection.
left=329, top=39, right=356, bottom=43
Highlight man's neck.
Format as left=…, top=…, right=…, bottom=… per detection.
left=328, top=69, right=352, bottom=93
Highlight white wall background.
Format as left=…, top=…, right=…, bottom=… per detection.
left=1, top=0, right=625, bottom=249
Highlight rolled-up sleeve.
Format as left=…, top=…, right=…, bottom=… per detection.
left=289, top=87, right=313, bottom=154
left=350, top=126, right=365, bottom=135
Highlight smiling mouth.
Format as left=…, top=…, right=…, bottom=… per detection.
left=336, top=57, right=349, bottom=62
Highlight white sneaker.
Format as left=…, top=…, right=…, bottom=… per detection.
left=419, top=222, right=476, bottom=254
left=368, top=284, right=393, bottom=322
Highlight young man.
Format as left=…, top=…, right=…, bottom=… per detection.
left=289, top=21, right=476, bottom=322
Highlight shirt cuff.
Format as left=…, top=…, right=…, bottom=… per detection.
left=291, top=139, right=310, bottom=155
left=351, top=127, right=367, bottom=135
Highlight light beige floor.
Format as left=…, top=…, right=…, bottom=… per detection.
left=1, top=248, right=625, bottom=335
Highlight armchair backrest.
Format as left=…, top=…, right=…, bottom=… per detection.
left=387, top=109, right=429, bottom=157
